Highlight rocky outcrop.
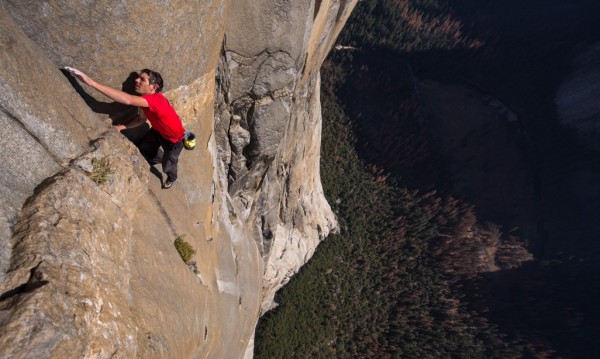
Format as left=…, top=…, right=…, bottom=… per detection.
left=0, top=0, right=355, bottom=357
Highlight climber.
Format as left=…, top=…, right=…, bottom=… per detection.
left=65, top=67, right=185, bottom=189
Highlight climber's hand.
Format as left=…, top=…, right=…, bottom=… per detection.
left=64, top=66, right=92, bottom=85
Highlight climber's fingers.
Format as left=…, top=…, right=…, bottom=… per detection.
left=64, top=66, right=88, bottom=81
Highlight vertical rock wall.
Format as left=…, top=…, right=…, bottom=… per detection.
left=0, top=7, right=106, bottom=283
left=216, top=0, right=357, bottom=313
left=0, top=0, right=356, bottom=357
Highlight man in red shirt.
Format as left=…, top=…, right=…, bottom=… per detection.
left=66, top=67, right=185, bottom=189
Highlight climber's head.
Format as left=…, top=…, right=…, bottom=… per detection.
left=135, top=69, right=164, bottom=94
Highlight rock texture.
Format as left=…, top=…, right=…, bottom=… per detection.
left=0, top=1, right=355, bottom=358
left=217, top=0, right=355, bottom=314
left=0, top=7, right=106, bottom=283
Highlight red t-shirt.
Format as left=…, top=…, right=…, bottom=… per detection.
left=141, top=93, right=185, bottom=143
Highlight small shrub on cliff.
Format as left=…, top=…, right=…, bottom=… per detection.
left=90, top=157, right=114, bottom=184
left=174, top=235, right=196, bottom=263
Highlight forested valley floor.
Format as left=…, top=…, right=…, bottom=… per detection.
left=255, top=1, right=600, bottom=357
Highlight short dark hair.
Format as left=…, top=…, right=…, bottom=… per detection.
left=141, top=69, right=164, bottom=93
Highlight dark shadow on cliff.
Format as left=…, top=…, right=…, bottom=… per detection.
left=61, top=69, right=150, bottom=145
left=149, top=166, right=163, bottom=182
left=61, top=69, right=137, bottom=119
left=0, top=264, right=49, bottom=310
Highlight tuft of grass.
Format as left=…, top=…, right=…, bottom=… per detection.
left=90, top=157, right=114, bottom=184
left=174, top=235, right=196, bottom=263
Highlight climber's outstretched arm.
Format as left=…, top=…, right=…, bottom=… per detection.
left=65, top=67, right=149, bottom=108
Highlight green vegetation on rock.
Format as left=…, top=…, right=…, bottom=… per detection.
left=174, top=235, right=196, bottom=264
left=90, top=157, right=114, bottom=184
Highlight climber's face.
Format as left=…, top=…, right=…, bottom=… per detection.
left=135, top=73, right=157, bottom=95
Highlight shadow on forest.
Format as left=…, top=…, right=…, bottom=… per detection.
left=461, top=258, right=600, bottom=358
left=327, top=0, right=600, bottom=356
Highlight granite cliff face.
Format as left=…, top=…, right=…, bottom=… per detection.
left=0, top=1, right=356, bottom=357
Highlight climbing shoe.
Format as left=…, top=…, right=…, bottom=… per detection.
left=164, top=179, right=174, bottom=189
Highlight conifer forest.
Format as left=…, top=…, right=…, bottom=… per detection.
left=255, top=1, right=600, bottom=357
